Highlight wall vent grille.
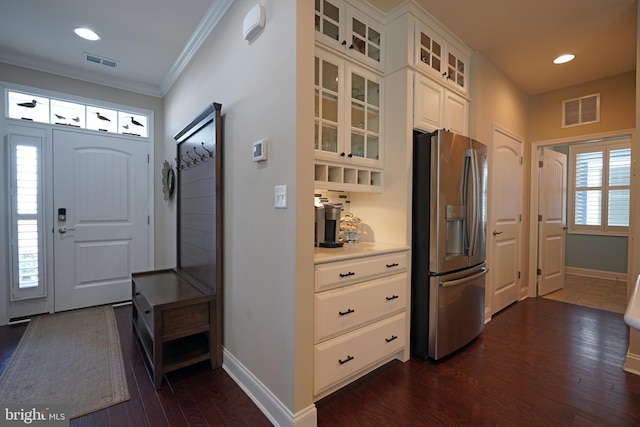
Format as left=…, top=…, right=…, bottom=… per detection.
left=562, top=93, right=600, bottom=128
left=83, top=52, right=119, bottom=69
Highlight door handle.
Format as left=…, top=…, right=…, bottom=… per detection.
left=492, top=230, right=503, bottom=236
left=439, top=267, right=489, bottom=287
left=58, top=227, right=76, bottom=234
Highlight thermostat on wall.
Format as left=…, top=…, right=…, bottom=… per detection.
left=252, top=139, right=268, bottom=162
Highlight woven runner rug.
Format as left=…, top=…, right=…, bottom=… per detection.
left=0, top=305, right=130, bottom=419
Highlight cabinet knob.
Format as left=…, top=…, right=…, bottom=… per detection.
left=347, top=153, right=353, bottom=158
left=349, top=44, right=355, bottom=50
left=341, top=40, right=347, bottom=46
left=144, top=310, right=150, bottom=315
left=340, top=152, right=346, bottom=157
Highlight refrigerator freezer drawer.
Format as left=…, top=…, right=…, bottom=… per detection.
left=315, top=273, right=407, bottom=343
left=429, top=265, right=487, bottom=360
left=314, top=312, right=406, bottom=395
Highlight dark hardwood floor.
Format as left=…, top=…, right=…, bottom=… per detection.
left=2, top=298, right=640, bottom=426
left=317, top=298, right=640, bottom=426
left=0, top=305, right=271, bottom=427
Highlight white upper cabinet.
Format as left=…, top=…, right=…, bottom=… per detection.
left=414, top=73, right=468, bottom=136
left=315, top=0, right=385, bottom=72
left=315, top=48, right=384, bottom=168
left=414, top=20, right=469, bottom=95
left=315, top=50, right=344, bottom=163
left=346, top=62, right=383, bottom=167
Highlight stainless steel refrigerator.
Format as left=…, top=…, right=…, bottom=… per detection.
left=411, top=129, right=488, bottom=360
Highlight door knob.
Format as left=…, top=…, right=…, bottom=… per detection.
left=492, top=230, right=503, bottom=236
left=58, top=227, right=76, bottom=234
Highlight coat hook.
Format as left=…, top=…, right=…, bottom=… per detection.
left=186, top=150, right=198, bottom=164
left=193, top=146, right=207, bottom=160
left=201, top=142, right=213, bottom=158
left=179, top=154, right=190, bottom=168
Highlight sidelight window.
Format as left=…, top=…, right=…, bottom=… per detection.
left=568, top=139, right=630, bottom=236
left=9, top=135, right=46, bottom=300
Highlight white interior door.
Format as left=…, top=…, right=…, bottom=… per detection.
left=53, top=130, right=149, bottom=312
left=489, top=128, right=523, bottom=315
left=537, top=148, right=567, bottom=296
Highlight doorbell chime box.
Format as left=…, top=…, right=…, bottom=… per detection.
left=243, top=4, right=266, bottom=42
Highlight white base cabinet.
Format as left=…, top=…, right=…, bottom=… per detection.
left=313, top=248, right=409, bottom=398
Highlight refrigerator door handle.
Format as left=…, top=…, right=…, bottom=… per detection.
left=439, top=267, right=488, bottom=287
left=466, top=148, right=479, bottom=256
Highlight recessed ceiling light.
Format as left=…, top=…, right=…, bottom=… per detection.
left=553, top=54, right=575, bottom=64
left=74, top=27, right=100, bottom=41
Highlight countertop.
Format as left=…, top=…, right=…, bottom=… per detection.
left=314, top=241, right=409, bottom=264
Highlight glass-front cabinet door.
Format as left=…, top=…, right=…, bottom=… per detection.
left=314, top=0, right=384, bottom=72
left=315, top=50, right=344, bottom=161
left=315, top=0, right=345, bottom=51
left=414, top=21, right=469, bottom=95
left=445, top=45, right=467, bottom=93
left=347, top=64, right=382, bottom=167
left=346, top=8, right=383, bottom=71
left=417, top=28, right=443, bottom=77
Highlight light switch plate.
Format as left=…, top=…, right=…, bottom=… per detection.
left=274, top=184, right=287, bottom=209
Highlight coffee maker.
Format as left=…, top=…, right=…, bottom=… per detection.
left=315, top=203, right=344, bottom=248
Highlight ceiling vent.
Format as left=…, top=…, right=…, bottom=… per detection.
left=83, top=52, right=119, bottom=69
left=562, top=93, right=600, bottom=128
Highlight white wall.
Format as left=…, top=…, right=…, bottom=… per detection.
left=162, top=0, right=315, bottom=419
left=624, top=5, right=640, bottom=374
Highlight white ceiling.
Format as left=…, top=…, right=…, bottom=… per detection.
left=0, top=0, right=636, bottom=97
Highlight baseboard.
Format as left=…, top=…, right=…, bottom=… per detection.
left=565, top=267, right=627, bottom=282
left=484, top=307, right=492, bottom=324
left=623, top=350, right=640, bottom=376
left=222, top=348, right=317, bottom=427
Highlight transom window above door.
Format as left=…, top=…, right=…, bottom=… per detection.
left=6, top=89, right=149, bottom=138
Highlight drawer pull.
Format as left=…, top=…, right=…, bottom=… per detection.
left=338, top=355, right=354, bottom=365
left=386, top=295, right=399, bottom=301
left=385, top=335, right=398, bottom=343
left=144, top=310, right=150, bottom=315
left=339, top=308, right=355, bottom=316
left=339, top=271, right=355, bottom=278
left=135, top=292, right=140, bottom=296
left=386, top=263, right=399, bottom=268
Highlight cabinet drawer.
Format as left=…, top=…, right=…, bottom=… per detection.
left=314, top=312, right=405, bottom=394
left=315, top=251, right=407, bottom=292
left=133, top=285, right=154, bottom=336
left=315, top=273, right=407, bottom=343
left=162, top=302, right=210, bottom=341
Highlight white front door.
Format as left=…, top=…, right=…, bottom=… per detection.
left=53, top=130, right=149, bottom=312
left=537, top=148, right=567, bottom=296
left=488, top=127, right=523, bottom=315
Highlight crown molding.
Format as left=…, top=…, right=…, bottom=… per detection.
left=159, top=0, right=235, bottom=96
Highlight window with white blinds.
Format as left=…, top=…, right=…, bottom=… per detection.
left=569, top=139, right=630, bottom=235
left=9, top=134, right=46, bottom=300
